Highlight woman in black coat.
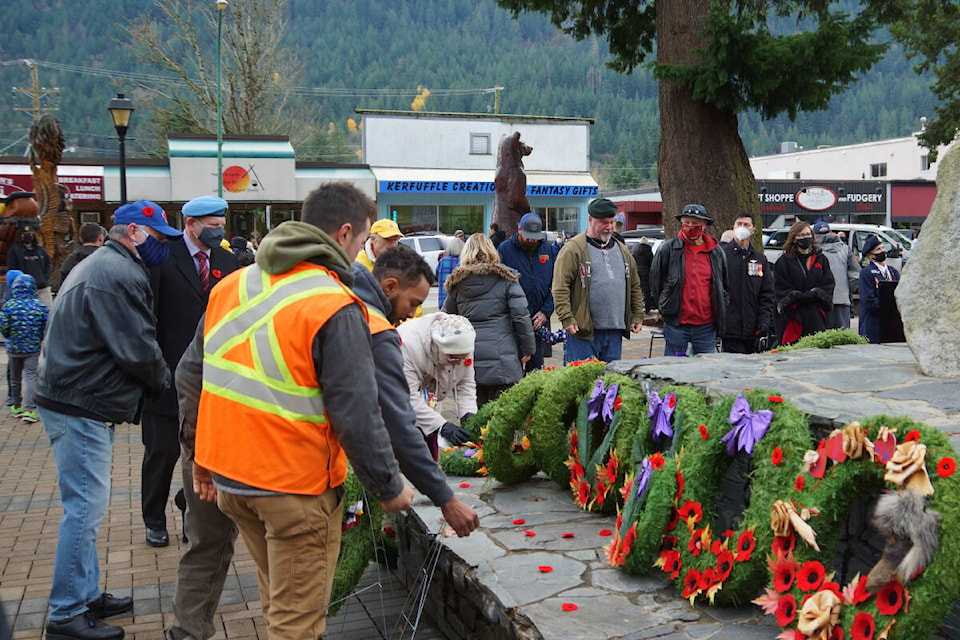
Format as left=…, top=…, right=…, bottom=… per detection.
left=773, top=221, right=835, bottom=345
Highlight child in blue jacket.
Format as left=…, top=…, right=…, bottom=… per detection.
left=0, top=274, right=48, bottom=422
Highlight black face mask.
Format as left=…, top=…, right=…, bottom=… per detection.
left=795, top=237, right=812, bottom=250
left=872, top=251, right=887, bottom=263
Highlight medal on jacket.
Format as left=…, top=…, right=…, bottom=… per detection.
left=579, top=263, right=587, bottom=288
left=748, top=260, right=762, bottom=277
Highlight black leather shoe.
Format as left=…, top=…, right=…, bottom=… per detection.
left=86, top=592, right=133, bottom=619
left=146, top=528, right=169, bottom=547
left=174, top=489, right=188, bottom=543
left=46, top=611, right=124, bottom=640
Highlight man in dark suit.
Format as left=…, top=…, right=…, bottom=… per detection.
left=141, top=196, right=239, bottom=548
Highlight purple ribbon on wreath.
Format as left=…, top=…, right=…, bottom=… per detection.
left=635, top=457, right=653, bottom=499
left=648, top=390, right=676, bottom=445
left=587, top=379, right=619, bottom=424
left=719, top=392, right=773, bottom=456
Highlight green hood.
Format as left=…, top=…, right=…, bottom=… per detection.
left=255, top=221, right=354, bottom=283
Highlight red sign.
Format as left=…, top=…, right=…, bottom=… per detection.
left=0, top=172, right=104, bottom=202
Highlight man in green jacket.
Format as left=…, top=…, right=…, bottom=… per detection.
left=552, top=198, right=644, bottom=363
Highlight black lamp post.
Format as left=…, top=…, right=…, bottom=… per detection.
left=107, top=94, right=134, bottom=204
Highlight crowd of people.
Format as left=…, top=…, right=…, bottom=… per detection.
left=4, top=184, right=907, bottom=640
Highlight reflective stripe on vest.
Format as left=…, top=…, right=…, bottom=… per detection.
left=202, top=265, right=345, bottom=423
left=366, top=305, right=394, bottom=336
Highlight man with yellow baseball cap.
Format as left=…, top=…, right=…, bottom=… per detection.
left=356, top=218, right=403, bottom=271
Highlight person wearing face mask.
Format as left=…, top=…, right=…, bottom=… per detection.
left=858, top=234, right=901, bottom=344
left=35, top=200, right=179, bottom=640
left=813, top=222, right=861, bottom=330
left=553, top=198, right=644, bottom=363
left=140, top=195, right=240, bottom=550
left=721, top=213, right=776, bottom=353
left=651, top=204, right=729, bottom=356
left=773, top=221, right=835, bottom=346
left=7, top=223, right=53, bottom=308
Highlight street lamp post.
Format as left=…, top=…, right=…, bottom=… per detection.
left=107, top=93, right=134, bottom=204
left=216, top=0, right=228, bottom=197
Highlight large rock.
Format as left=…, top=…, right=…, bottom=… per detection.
left=898, top=141, right=960, bottom=377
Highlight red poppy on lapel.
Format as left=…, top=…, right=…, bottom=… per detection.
left=212, top=269, right=222, bottom=279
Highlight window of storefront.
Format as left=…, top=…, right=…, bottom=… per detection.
left=536, top=206, right=579, bottom=234
left=388, top=204, right=484, bottom=235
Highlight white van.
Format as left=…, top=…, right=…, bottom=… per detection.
left=765, top=223, right=907, bottom=271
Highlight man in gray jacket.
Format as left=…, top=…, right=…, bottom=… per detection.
left=814, top=222, right=860, bottom=329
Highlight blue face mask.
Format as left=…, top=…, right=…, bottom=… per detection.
left=197, top=225, right=224, bottom=250
left=136, top=231, right=170, bottom=267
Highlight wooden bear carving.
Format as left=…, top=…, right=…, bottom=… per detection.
left=493, top=132, right=533, bottom=233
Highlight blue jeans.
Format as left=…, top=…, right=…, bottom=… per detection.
left=663, top=323, right=717, bottom=356
left=40, top=407, right=115, bottom=621
left=563, top=329, right=623, bottom=364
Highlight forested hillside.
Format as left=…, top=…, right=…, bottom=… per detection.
left=0, top=0, right=937, bottom=188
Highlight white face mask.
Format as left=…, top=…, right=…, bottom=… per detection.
left=733, top=227, right=752, bottom=242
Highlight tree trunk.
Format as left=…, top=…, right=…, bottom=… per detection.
left=656, top=0, right=760, bottom=238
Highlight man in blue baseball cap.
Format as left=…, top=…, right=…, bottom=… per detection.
left=36, top=199, right=177, bottom=640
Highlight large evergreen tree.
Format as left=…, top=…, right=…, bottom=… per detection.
left=496, top=0, right=904, bottom=232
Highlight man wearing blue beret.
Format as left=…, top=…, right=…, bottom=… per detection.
left=37, top=200, right=180, bottom=640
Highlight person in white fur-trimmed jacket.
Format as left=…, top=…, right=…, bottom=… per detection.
left=397, top=312, right=478, bottom=460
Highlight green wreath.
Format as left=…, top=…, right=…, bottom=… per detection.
left=665, top=389, right=811, bottom=606
left=482, top=370, right=550, bottom=485
left=439, top=444, right=485, bottom=477
left=528, top=360, right=607, bottom=486
left=611, top=385, right=711, bottom=574
left=758, top=416, right=960, bottom=640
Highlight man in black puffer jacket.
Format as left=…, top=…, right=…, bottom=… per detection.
left=721, top=213, right=776, bottom=353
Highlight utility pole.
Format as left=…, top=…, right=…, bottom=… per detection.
left=494, top=85, right=504, bottom=114
left=12, top=60, right=59, bottom=119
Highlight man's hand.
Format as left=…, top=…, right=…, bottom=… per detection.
left=441, top=497, right=480, bottom=537
left=630, top=322, right=642, bottom=333
left=380, top=484, right=415, bottom=513
left=520, top=354, right=531, bottom=364
left=441, top=422, right=472, bottom=446
left=193, top=463, right=218, bottom=502
left=532, top=311, right=547, bottom=331
left=565, top=322, right=579, bottom=335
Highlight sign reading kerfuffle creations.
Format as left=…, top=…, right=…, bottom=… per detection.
left=757, top=181, right=886, bottom=215
left=379, top=180, right=599, bottom=198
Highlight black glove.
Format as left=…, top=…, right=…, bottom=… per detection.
left=460, top=412, right=475, bottom=425
left=440, top=422, right=472, bottom=446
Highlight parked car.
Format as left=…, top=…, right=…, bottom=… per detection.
left=398, top=233, right=450, bottom=273
left=621, top=227, right=665, bottom=255
left=764, top=223, right=906, bottom=271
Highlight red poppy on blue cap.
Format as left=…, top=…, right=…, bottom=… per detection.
left=114, top=200, right=183, bottom=237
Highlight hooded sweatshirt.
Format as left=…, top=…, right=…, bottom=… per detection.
left=2, top=269, right=23, bottom=304
left=0, top=274, right=48, bottom=354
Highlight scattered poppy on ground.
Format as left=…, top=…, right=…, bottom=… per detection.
left=775, top=594, right=797, bottom=627
left=459, top=482, right=471, bottom=488
left=851, top=611, right=875, bottom=640
left=772, top=446, right=783, bottom=465
left=598, top=529, right=613, bottom=536
left=523, top=530, right=536, bottom=537
left=699, top=424, right=709, bottom=439
left=538, top=565, right=553, bottom=573
left=649, top=452, right=665, bottom=470
left=797, top=560, right=826, bottom=592
left=794, top=475, right=806, bottom=491
left=938, top=457, right=956, bottom=478
left=905, top=429, right=922, bottom=442
left=736, top=529, right=756, bottom=562
left=561, top=532, right=575, bottom=538
left=767, top=395, right=784, bottom=403
left=513, top=518, right=526, bottom=525
left=561, top=603, right=578, bottom=611
left=876, top=580, right=905, bottom=615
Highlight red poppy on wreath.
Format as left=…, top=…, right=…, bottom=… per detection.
left=663, top=535, right=677, bottom=549
left=666, top=508, right=680, bottom=532
left=876, top=580, right=905, bottom=615
left=699, top=424, right=709, bottom=439
left=716, top=549, right=734, bottom=581
left=677, top=500, right=703, bottom=524
left=905, top=429, right=922, bottom=442
left=710, top=539, right=723, bottom=555
left=675, top=471, right=685, bottom=502
left=142, top=206, right=155, bottom=216
left=212, top=269, right=222, bottom=279
left=794, top=475, right=806, bottom=491
left=851, top=611, right=875, bottom=640
left=539, top=255, right=549, bottom=264
left=723, top=529, right=735, bottom=540
left=698, top=566, right=721, bottom=592
left=938, top=456, right=956, bottom=478
left=772, top=446, right=783, bottom=466
left=688, top=528, right=707, bottom=556
left=649, top=452, right=665, bottom=470
left=771, top=557, right=798, bottom=593
left=774, top=593, right=797, bottom=627
left=681, top=568, right=702, bottom=598
left=772, top=533, right=796, bottom=557
left=602, top=454, right=619, bottom=485
left=659, top=549, right=682, bottom=579
left=613, top=397, right=623, bottom=410
left=797, top=560, right=826, bottom=592
left=735, top=529, right=756, bottom=562
left=575, top=479, right=590, bottom=507
left=845, top=574, right=871, bottom=605
left=464, top=358, right=473, bottom=367
left=668, top=394, right=677, bottom=409
left=767, top=395, right=784, bottom=403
